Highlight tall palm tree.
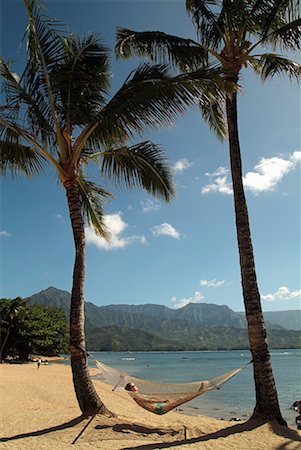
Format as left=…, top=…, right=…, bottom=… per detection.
left=115, top=0, right=301, bottom=424
left=0, top=0, right=221, bottom=415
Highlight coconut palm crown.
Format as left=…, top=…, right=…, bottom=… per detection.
left=0, top=0, right=224, bottom=415
left=116, top=0, right=301, bottom=139
left=115, top=0, right=301, bottom=425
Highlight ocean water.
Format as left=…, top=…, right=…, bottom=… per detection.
left=64, top=349, right=301, bottom=427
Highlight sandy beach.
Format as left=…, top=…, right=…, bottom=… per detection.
left=1, top=362, right=300, bottom=450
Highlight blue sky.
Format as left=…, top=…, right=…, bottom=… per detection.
left=0, top=0, right=300, bottom=312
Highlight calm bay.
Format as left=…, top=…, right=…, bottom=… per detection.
left=63, top=349, right=300, bottom=427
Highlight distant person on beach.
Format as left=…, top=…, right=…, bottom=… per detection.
left=37, top=357, right=42, bottom=369
left=124, top=382, right=204, bottom=415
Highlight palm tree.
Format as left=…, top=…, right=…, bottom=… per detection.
left=0, top=0, right=221, bottom=415
left=0, top=298, right=25, bottom=362
left=115, top=0, right=301, bottom=424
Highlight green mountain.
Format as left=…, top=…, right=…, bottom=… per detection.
left=25, top=286, right=301, bottom=351
left=263, top=310, right=301, bottom=331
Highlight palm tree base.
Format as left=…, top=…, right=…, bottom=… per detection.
left=98, top=403, right=117, bottom=418
left=250, top=410, right=287, bottom=427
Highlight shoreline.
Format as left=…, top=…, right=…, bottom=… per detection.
left=1, top=363, right=301, bottom=449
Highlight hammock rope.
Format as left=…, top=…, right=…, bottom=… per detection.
left=91, top=354, right=251, bottom=414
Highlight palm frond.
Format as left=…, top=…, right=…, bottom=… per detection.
left=97, top=141, right=175, bottom=202
left=51, top=33, right=111, bottom=126
left=217, top=0, right=251, bottom=37
left=83, top=63, right=224, bottom=151
left=23, top=0, right=64, bottom=73
left=246, top=55, right=263, bottom=74
left=0, top=129, right=46, bottom=177
left=199, top=92, right=227, bottom=141
left=252, top=0, right=297, bottom=37
left=261, top=18, right=301, bottom=50
left=115, top=28, right=208, bottom=70
left=253, top=53, right=301, bottom=81
left=0, top=117, right=63, bottom=174
left=0, top=58, right=54, bottom=145
left=186, top=0, right=224, bottom=49
left=77, top=177, right=112, bottom=238
left=23, top=0, right=66, bottom=153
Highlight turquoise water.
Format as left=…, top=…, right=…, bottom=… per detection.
left=64, top=349, right=301, bottom=426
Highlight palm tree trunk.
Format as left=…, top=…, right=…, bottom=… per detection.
left=0, top=324, right=12, bottom=361
left=225, top=91, right=286, bottom=425
left=65, top=179, right=110, bottom=416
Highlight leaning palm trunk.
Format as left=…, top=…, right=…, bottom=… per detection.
left=226, top=90, right=286, bottom=425
left=65, top=180, right=110, bottom=415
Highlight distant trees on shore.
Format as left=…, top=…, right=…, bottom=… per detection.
left=0, top=298, right=68, bottom=361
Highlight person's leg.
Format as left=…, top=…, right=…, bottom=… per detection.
left=163, top=384, right=205, bottom=413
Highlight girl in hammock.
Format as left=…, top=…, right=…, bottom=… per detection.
left=125, top=382, right=204, bottom=415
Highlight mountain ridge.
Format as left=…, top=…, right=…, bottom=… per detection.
left=22, top=286, right=300, bottom=351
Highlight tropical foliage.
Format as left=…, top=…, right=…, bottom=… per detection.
left=115, top=0, right=301, bottom=424
left=0, top=298, right=68, bottom=361
left=0, top=0, right=222, bottom=414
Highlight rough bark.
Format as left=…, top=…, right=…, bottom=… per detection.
left=65, top=179, right=111, bottom=416
left=225, top=92, right=286, bottom=425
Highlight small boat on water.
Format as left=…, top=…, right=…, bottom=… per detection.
left=122, top=357, right=135, bottom=361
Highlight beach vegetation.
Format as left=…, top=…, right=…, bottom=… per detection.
left=0, top=298, right=68, bottom=361
left=115, top=0, right=301, bottom=425
left=0, top=0, right=221, bottom=415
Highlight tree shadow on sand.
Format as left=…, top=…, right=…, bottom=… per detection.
left=96, top=422, right=182, bottom=437
left=269, top=420, right=301, bottom=450
left=120, top=419, right=301, bottom=450
left=0, top=415, right=86, bottom=442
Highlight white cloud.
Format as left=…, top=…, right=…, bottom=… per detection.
left=201, top=171, right=233, bottom=195
left=85, top=213, right=147, bottom=251
left=205, top=167, right=229, bottom=177
left=151, top=223, right=181, bottom=239
left=140, top=199, right=161, bottom=213
left=261, top=286, right=301, bottom=302
left=200, top=279, right=225, bottom=288
left=172, top=158, right=193, bottom=174
left=0, top=230, right=11, bottom=237
left=171, top=291, right=205, bottom=309
left=243, top=151, right=301, bottom=194
left=201, top=151, right=301, bottom=196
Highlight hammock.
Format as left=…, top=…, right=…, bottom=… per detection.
left=92, top=355, right=251, bottom=415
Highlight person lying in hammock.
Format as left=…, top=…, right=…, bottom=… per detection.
left=125, top=382, right=205, bottom=415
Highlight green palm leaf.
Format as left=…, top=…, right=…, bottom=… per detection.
left=261, top=18, right=301, bottom=50
left=23, top=0, right=66, bottom=153
left=199, top=92, right=227, bottom=141
left=77, top=177, right=112, bottom=238
left=23, top=0, right=64, bottom=72
left=51, top=33, right=111, bottom=126
left=95, top=141, right=175, bottom=202
left=0, top=59, right=53, bottom=145
left=186, top=0, right=223, bottom=49
left=0, top=134, right=46, bottom=177
left=115, top=28, right=208, bottom=70
left=85, top=63, right=223, bottom=151
left=252, top=53, right=301, bottom=80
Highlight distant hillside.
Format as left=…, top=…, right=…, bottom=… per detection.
left=24, top=286, right=301, bottom=351
left=26, top=286, right=71, bottom=316
left=263, top=310, right=301, bottom=331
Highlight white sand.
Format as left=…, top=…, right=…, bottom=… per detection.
left=1, top=363, right=300, bottom=449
